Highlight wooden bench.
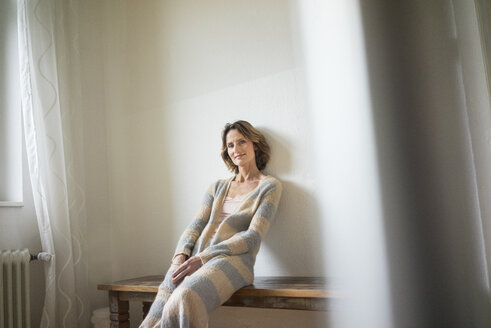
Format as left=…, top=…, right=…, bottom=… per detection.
left=98, top=275, right=334, bottom=327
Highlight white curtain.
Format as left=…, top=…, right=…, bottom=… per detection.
left=17, top=0, right=89, bottom=327
left=298, top=0, right=491, bottom=327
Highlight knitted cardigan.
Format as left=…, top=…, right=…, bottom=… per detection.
left=175, top=175, right=282, bottom=268
left=140, top=175, right=282, bottom=328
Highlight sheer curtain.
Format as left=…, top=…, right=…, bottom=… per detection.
left=298, top=0, right=491, bottom=327
left=17, top=0, right=89, bottom=327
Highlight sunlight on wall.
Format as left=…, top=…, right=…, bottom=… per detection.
left=294, top=1, right=393, bottom=327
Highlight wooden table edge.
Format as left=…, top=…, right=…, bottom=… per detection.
left=97, top=286, right=341, bottom=299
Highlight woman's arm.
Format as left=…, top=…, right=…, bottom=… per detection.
left=172, top=182, right=216, bottom=260
left=196, top=180, right=282, bottom=264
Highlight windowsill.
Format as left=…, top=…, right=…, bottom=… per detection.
left=0, top=201, right=24, bottom=207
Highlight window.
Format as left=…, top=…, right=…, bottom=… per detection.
left=0, top=0, right=23, bottom=206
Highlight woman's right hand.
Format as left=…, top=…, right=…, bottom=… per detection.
left=171, top=256, right=203, bottom=284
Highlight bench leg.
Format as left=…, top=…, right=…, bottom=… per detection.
left=109, top=291, right=130, bottom=328
left=142, top=301, right=152, bottom=319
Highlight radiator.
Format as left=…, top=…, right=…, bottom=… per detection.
left=1, top=249, right=30, bottom=328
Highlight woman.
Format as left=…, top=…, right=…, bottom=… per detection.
left=140, top=120, right=283, bottom=328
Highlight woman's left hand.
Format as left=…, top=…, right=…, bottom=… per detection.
left=171, top=256, right=203, bottom=284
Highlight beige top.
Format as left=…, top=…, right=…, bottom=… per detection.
left=209, top=193, right=247, bottom=238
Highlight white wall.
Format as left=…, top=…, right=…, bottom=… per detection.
left=80, top=0, right=327, bottom=326
left=79, top=0, right=114, bottom=314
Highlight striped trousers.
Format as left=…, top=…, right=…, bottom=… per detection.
left=139, top=255, right=253, bottom=328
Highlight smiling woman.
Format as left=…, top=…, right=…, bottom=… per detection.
left=140, top=120, right=282, bottom=328
left=221, top=121, right=271, bottom=176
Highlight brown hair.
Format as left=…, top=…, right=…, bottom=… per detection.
left=221, top=120, right=271, bottom=174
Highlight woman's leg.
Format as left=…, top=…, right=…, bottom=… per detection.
left=139, top=263, right=180, bottom=328
left=160, top=256, right=253, bottom=328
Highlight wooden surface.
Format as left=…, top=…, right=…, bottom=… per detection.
left=98, top=275, right=333, bottom=298
left=98, top=275, right=163, bottom=293
left=98, top=275, right=335, bottom=315
left=108, top=291, right=130, bottom=328
left=233, top=276, right=332, bottom=298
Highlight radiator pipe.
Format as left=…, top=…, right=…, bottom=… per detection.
left=30, top=252, right=53, bottom=262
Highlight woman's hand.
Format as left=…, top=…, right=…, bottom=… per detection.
left=171, top=256, right=203, bottom=284
left=172, top=254, right=187, bottom=265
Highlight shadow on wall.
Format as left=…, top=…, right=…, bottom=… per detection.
left=262, top=128, right=293, bottom=175
left=260, top=129, right=325, bottom=276
left=265, top=181, right=324, bottom=275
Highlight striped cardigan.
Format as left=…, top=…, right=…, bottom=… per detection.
left=140, top=175, right=282, bottom=328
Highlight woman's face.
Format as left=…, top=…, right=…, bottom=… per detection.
left=226, top=129, right=257, bottom=168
